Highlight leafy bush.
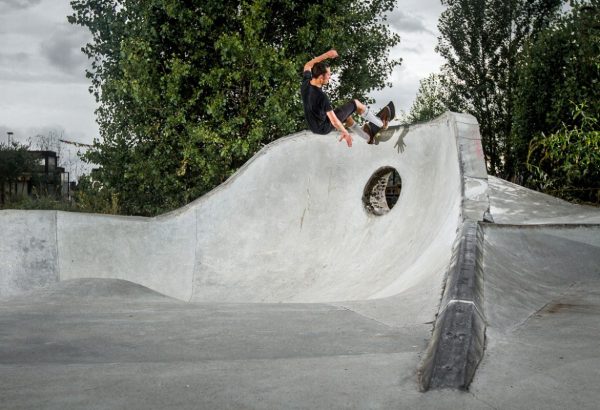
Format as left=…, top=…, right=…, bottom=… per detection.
left=526, top=103, right=600, bottom=204
left=511, top=1, right=600, bottom=182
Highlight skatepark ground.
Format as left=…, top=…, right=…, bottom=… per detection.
left=1, top=113, right=599, bottom=409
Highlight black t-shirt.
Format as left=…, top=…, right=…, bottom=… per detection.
left=300, top=70, right=333, bottom=134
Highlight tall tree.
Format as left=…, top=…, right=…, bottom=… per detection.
left=512, top=0, right=600, bottom=183
left=436, top=0, right=563, bottom=176
left=68, top=0, right=401, bottom=216
left=514, top=1, right=600, bottom=202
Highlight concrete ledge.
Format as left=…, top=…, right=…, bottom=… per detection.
left=416, top=112, right=490, bottom=391
left=418, top=221, right=486, bottom=390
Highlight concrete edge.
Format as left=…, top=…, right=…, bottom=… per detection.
left=162, top=110, right=463, bottom=219
left=417, top=112, right=490, bottom=391
left=480, top=222, right=600, bottom=229
left=418, top=221, right=486, bottom=391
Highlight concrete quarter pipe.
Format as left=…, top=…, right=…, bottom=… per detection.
left=1, top=112, right=599, bottom=409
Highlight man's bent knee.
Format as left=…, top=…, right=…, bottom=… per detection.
left=354, top=99, right=366, bottom=114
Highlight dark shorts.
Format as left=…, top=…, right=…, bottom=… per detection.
left=324, top=100, right=357, bottom=133
left=334, top=100, right=357, bottom=123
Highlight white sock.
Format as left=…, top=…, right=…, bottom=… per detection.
left=350, top=123, right=369, bottom=141
left=361, top=107, right=383, bottom=127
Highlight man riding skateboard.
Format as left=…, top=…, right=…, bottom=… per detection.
left=301, top=49, right=391, bottom=146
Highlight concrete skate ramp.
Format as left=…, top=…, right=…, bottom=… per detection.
left=4, top=112, right=600, bottom=405
left=1, top=112, right=486, bottom=304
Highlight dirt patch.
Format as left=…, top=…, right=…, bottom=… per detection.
left=541, top=302, right=598, bottom=314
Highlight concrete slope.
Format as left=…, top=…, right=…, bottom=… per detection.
left=469, top=224, right=600, bottom=408
left=488, top=176, right=600, bottom=224
left=1, top=112, right=487, bottom=304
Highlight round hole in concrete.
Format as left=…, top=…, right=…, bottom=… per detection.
left=362, top=167, right=402, bottom=216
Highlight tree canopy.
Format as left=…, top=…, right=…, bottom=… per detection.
left=515, top=1, right=600, bottom=203
left=69, top=0, right=401, bottom=216
left=404, top=73, right=448, bottom=123
left=436, top=0, right=563, bottom=175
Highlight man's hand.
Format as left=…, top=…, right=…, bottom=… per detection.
left=339, top=131, right=353, bottom=147
left=304, top=49, right=339, bottom=72
left=326, top=110, right=351, bottom=147
left=325, top=49, right=339, bottom=59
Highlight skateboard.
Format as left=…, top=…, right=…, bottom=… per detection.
left=363, top=101, right=395, bottom=144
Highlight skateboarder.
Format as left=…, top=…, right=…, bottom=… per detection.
left=301, top=49, right=389, bottom=147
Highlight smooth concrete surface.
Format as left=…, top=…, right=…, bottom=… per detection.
left=1, top=112, right=483, bottom=304
left=0, top=211, right=59, bottom=299
left=470, top=224, right=600, bottom=409
left=57, top=210, right=197, bottom=301
left=488, top=176, right=600, bottom=224
left=2, top=111, right=600, bottom=408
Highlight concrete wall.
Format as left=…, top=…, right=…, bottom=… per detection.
left=0, top=211, right=59, bottom=298
left=0, top=112, right=488, bottom=303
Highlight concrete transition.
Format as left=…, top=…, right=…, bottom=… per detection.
left=1, top=112, right=599, bottom=409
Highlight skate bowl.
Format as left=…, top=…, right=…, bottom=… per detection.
left=2, top=112, right=600, bottom=408
left=0, top=112, right=488, bottom=307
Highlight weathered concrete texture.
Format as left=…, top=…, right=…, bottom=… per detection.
left=470, top=224, right=600, bottom=409
left=488, top=176, right=600, bottom=224
left=57, top=210, right=196, bottom=301
left=418, top=221, right=486, bottom=391
left=0, top=211, right=58, bottom=298
left=416, top=111, right=489, bottom=391
left=453, top=114, right=489, bottom=222
left=0, top=279, right=436, bottom=410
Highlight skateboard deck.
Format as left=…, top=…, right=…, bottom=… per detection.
left=363, top=101, right=395, bottom=144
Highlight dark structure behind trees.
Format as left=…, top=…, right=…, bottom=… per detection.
left=0, top=144, right=71, bottom=206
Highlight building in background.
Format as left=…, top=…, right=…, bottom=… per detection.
left=2, top=150, right=70, bottom=202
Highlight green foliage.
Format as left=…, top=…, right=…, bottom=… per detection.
left=406, top=73, right=448, bottom=123
left=512, top=0, right=600, bottom=183
left=74, top=173, right=122, bottom=214
left=2, top=173, right=121, bottom=214
left=436, top=0, right=563, bottom=175
left=526, top=102, right=600, bottom=203
left=68, top=0, right=401, bottom=216
left=2, top=193, right=78, bottom=212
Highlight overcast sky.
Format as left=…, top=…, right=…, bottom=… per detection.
left=0, top=0, right=445, bottom=155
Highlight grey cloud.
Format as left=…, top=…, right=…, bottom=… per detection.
left=0, top=0, right=43, bottom=12
left=370, top=82, right=414, bottom=114
left=387, top=9, right=435, bottom=35
left=400, top=45, right=424, bottom=54
left=40, top=23, right=91, bottom=75
left=0, top=67, right=88, bottom=84
left=0, top=52, right=30, bottom=63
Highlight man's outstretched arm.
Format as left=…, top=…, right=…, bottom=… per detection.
left=303, top=49, right=338, bottom=72
left=326, top=110, right=352, bottom=148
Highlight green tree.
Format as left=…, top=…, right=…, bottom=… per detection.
left=512, top=0, right=600, bottom=185
left=436, top=0, right=563, bottom=175
left=406, top=73, right=448, bottom=123
left=68, top=0, right=401, bottom=216
left=0, top=141, right=37, bottom=206
left=526, top=102, right=600, bottom=203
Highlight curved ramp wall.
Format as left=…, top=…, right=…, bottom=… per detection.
left=0, top=112, right=487, bottom=303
